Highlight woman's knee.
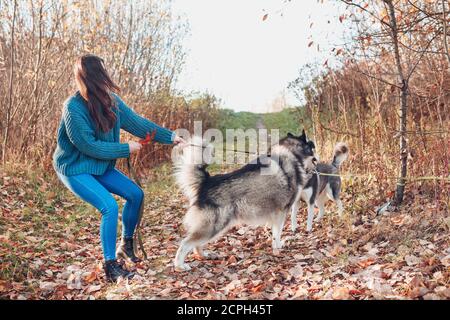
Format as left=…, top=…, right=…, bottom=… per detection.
left=100, top=199, right=119, bottom=217
left=127, top=186, right=144, bottom=204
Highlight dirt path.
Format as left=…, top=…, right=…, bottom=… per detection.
left=255, top=116, right=265, bottom=130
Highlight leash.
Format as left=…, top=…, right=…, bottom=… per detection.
left=188, top=143, right=263, bottom=155
left=190, top=144, right=449, bottom=184
left=311, top=169, right=450, bottom=184
left=126, top=136, right=446, bottom=260
left=126, top=130, right=156, bottom=261
left=125, top=137, right=253, bottom=260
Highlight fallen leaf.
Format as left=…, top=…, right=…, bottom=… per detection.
left=332, top=287, right=350, bottom=300
left=86, top=285, right=102, bottom=294
left=357, top=258, right=376, bottom=268
left=39, top=282, right=58, bottom=292
left=440, top=254, right=450, bottom=267
left=83, top=271, right=97, bottom=283
left=227, top=255, right=237, bottom=264
left=405, top=255, right=421, bottom=266
left=250, top=284, right=265, bottom=293
left=293, top=287, right=308, bottom=299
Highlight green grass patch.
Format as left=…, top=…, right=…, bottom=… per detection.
left=261, top=107, right=308, bottom=137
left=217, top=109, right=260, bottom=132
left=216, top=107, right=311, bottom=139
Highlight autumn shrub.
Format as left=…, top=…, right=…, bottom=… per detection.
left=0, top=0, right=220, bottom=173
left=290, top=63, right=449, bottom=205
left=287, top=0, right=449, bottom=205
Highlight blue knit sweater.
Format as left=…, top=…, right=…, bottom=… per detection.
left=53, top=92, right=175, bottom=176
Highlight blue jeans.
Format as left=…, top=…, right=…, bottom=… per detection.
left=57, top=169, right=144, bottom=261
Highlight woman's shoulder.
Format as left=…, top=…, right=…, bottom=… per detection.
left=63, top=92, right=86, bottom=112
left=111, top=92, right=126, bottom=107
left=111, top=93, right=133, bottom=114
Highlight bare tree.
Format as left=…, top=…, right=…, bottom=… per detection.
left=2, top=0, right=17, bottom=165
left=442, top=0, right=450, bottom=65
left=383, top=0, right=408, bottom=205
left=0, top=0, right=206, bottom=170
left=288, top=0, right=449, bottom=207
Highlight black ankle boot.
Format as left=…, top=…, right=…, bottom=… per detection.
left=116, top=237, right=142, bottom=263
left=104, top=259, right=134, bottom=282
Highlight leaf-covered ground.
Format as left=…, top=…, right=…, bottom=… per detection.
left=1, top=163, right=449, bottom=300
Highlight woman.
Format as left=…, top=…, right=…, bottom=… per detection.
left=53, top=54, right=184, bottom=282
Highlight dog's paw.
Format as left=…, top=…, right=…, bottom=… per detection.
left=272, top=248, right=282, bottom=256
left=174, top=263, right=191, bottom=272
left=276, top=239, right=285, bottom=249
left=272, top=239, right=284, bottom=252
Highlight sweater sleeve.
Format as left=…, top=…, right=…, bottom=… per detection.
left=63, top=103, right=130, bottom=160
left=114, top=95, right=175, bottom=144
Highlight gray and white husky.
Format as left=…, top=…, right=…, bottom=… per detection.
left=172, top=131, right=318, bottom=271
left=290, top=142, right=349, bottom=232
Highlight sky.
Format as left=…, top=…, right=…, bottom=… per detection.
left=172, top=0, right=346, bottom=113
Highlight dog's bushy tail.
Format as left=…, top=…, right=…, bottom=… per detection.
left=173, top=136, right=212, bottom=205
left=331, top=142, right=349, bottom=168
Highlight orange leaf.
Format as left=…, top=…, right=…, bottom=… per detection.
left=193, top=253, right=204, bottom=260
left=332, top=287, right=350, bottom=300
left=391, top=215, right=404, bottom=225
left=227, top=255, right=237, bottom=264
left=0, top=280, right=9, bottom=293
left=307, top=285, right=321, bottom=293
left=251, top=284, right=265, bottom=293
left=349, top=289, right=363, bottom=295
left=84, top=271, right=97, bottom=283
left=139, top=129, right=156, bottom=145
left=357, top=258, right=376, bottom=268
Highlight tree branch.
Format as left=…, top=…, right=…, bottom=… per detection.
left=442, top=0, right=450, bottom=66
left=339, top=0, right=391, bottom=27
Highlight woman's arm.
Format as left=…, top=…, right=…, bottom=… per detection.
left=64, top=103, right=130, bottom=160
left=114, top=95, right=175, bottom=144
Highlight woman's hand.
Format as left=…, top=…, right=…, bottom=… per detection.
left=173, top=136, right=187, bottom=146
left=128, top=141, right=143, bottom=154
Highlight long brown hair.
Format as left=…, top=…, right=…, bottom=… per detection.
left=74, top=54, right=120, bottom=132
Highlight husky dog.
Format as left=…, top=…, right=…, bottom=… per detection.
left=290, top=142, right=349, bottom=232
left=172, top=131, right=318, bottom=271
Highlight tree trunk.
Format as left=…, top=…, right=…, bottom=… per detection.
left=2, top=0, right=17, bottom=165
left=443, top=0, right=450, bottom=66
left=384, top=0, right=408, bottom=205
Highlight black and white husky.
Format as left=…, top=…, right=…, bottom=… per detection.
left=172, top=131, right=318, bottom=271
left=290, top=142, right=349, bottom=232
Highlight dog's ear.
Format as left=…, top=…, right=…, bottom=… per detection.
left=299, top=129, right=307, bottom=143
